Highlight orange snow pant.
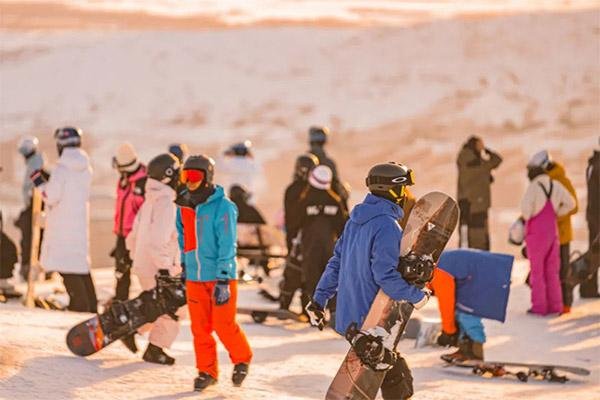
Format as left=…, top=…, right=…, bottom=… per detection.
left=186, top=280, right=252, bottom=378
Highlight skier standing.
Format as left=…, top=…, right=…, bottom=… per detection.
left=456, top=136, right=502, bottom=250
left=431, top=249, right=514, bottom=362
left=279, top=153, right=319, bottom=311
left=175, top=155, right=253, bottom=391
left=541, top=151, right=579, bottom=313
left=521, top=152, right=575, bottom=315
left=14, top=136, right=47, bottom=281
left=33, top=127, right=97, bottom=313
left=126, top=153, right=182, bottom=363
left=298, top=165, right=347, bottom=320
left=111, top=142, right=147, bottom=302
left=306, top=162, right=430, bottom=400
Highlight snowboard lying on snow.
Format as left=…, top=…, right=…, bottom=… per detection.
left=237, top=306, right=308, bottom=323
left=66, top=270, right=186, bottom=356
left=326, top=191, right=458, bottom=400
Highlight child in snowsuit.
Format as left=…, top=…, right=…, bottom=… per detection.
left=175, top=155, right=252, bottom=392
left=521, top=152, right=575, bottom=316
left=307, top=162, right=430, bottom=400
left=111, top=142, right=147, bottom=301
left=127, top=153, right=182, bottom=364
left=430, top=249, right=514, bottom=362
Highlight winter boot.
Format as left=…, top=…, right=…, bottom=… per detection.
left=471, top=341, right=484, bottom=361
left=120, top=333, right=138, bottom=354
left=194, top=372, right=217, bottom=391
left=441, top=337, right=472, bottom=363
left=142, top=343, right=175, bottom=365
left=232, top=363, right=249, bottom=387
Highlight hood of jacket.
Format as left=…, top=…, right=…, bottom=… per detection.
left=145, top=178, right=176, bottom=202
left=58, top=147, right=91, bottom=172
left=350, top=193, right=403, bottom=225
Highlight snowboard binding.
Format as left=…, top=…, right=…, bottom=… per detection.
left=398, top=251, right=435, bottom=287
left=345, top=323, right=397, bottom=371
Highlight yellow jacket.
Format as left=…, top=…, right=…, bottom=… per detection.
left=547, top=162, right=578, bottom=244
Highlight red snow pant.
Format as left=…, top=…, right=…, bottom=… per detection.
left=187, top=280, right=252, bottom=378
left=526, top=200, right=563, bottom=315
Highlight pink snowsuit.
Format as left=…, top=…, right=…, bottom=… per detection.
left=525, top=181, right=563, bottom=315
left=113, top=166, right=147, bottom=237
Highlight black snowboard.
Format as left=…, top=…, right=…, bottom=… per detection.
left=237, top=306, right=308, bottom=323
left=66, top=271, right=186, bottom=356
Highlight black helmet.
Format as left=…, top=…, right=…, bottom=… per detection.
left=54, top=126, right=82, bottom=154
left=147, top=153, right=180, bottom=189
left=227, top=140, right=252, bottom=157
left=229, top=184, right=250, bottom=203
left=168, top=143, right=188, bottom=163
left=294, top=153, right=319, bottom=181
left=183, top=154, right=215, bottom=185
left=309, top=126, right=329, bottom=145
left=366, top=162, right=415, bottom=205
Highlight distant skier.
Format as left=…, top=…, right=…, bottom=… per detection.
left=219, top=140, right=262, bottom=201
left=111, top=142, right=147, bottom=302
left=126, top=153, right=182, bottom=363
left=521, top=152, right=575, bottom=315
left=175, top=155, right=253, bottom=392
left=14, top=136, right=47, bottom=281
left=540, top=151, right=578, bottom=313
left=581, top=147, right=599, bottom=298
left=32, top=127, right=97, bottom=313
left=229, top=184, right=266, bottom=225
left=430, top=249, right=514, bottom=362
left=308, top=126, right=350, bottom=210
left=306, top=162, right=430, bottom=400
left=456, top=135, right=502, bottom=250
left=279, top=153, right=319, bottom=311
left=297, top=165, right=347, bottom=320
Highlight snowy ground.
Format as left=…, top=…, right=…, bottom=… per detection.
left=0, top=261, right=598, bottom=400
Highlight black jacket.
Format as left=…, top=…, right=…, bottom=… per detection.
left=587, top=150, right=600, bottom=232
left=284, top=180, right=310, bottom=251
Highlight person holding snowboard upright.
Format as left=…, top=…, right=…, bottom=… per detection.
left=126, top=153, right=182, bottom=363
left=175, top=155, right=253, bottom=392
left=33, top=127, right=97, bottom=313
left=306, top=162, right=430, bottom=400
left=111, top=142, right=147, bottom=302
left=430, top=249, right=514, bottom=362
left=456, top=136, right=502, bottom=250
left=521, top=152, right=575, bottom=316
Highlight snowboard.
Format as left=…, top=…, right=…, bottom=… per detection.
left=24, top=187, right=43, bottom=308
left=66, top=271, right=186, bottom=356
left=237, top=306, right=308, bottom=323
left=444, top=359, right=590, bottom=383
left=326, top=192, right=458, bottom=400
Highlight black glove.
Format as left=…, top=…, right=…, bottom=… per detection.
left=180, top=263, right=186, bottom=284
left=437, top=331, right=459, bottom=347
left=213, top=279, right=230, bottom=306
left=305, top=300, right=325, bottom=331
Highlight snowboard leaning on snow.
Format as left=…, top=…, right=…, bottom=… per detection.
left=326, top=191, right=459, bottom=400
left=444, top=359, right=591, bottom=383
left=66, top=271, right=186, bottom=357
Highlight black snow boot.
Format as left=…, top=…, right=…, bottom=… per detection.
left=142, top=343, right=175, bottom=365
left=232, top=363, right=249, bottom=387
left=120, top=333, right=138, bottom=354
left=194, top=372, right=217, bottom=392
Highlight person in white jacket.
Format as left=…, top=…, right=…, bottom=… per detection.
left=126, top=153, right=182, bottom=365
left=33, top=127, right=97, bottom=313
left=520, top=151, right=575, bottom=316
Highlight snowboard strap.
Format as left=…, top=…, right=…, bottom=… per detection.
left=345, top=323, right=397, bottom=371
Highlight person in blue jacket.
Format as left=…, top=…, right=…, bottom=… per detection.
left=175, top=155, right=252, bottom=392
left=430, top=249, right=514, bottom=362
left=306, top=162, right=430, bottom=400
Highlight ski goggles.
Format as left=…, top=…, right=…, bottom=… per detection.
left=180, top=169, right=205, bottom=184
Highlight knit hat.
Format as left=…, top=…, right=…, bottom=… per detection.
left=113, top=142, right=140, bottom=173
left=308, top=165, right=333, bottom=190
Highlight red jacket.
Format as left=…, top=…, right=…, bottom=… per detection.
left=113, top=165, right=147, bottom=237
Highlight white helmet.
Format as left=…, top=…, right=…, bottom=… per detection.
left=309, top=165, right=333, bottom=190
left=527, top=150, right=552, bottom=170
left=17, top=136, right=39, bottom=156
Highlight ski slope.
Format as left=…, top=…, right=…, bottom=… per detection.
left=0, top=261, right=598, bottom=400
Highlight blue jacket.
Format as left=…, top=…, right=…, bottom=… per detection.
left=438, top=249, right=513, bottom=322
left=176, top=185, right=238, bottom=282
left=314, top=194, right=426, bottom=336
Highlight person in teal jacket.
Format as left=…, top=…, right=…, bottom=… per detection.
left=175, top=155, right=253, bottom=392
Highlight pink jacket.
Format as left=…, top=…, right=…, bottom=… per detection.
left=113, top=165, right=147, bottom=237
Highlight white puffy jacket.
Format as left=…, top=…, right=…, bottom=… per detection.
left=40, top=148, right=92, bottom=274
left=126, top=179, right=180, bottom=276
